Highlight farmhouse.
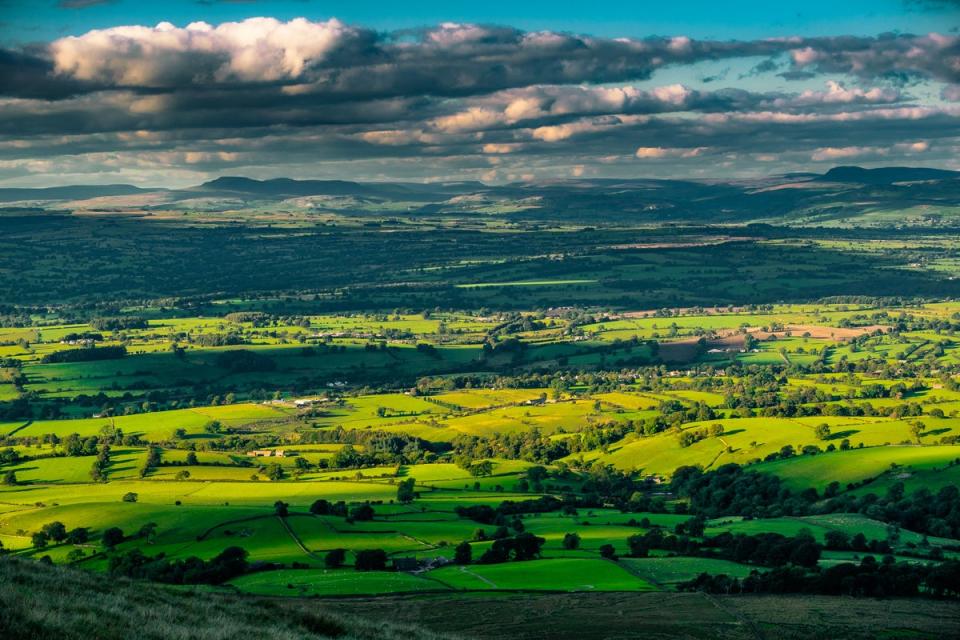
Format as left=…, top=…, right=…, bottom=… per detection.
left=247, top=449, right=285, bottom=457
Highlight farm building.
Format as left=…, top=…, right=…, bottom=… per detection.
left=247, top=449, right=285, bottom=457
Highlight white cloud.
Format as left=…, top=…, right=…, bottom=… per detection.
left=482, top=143, right=521, bottom=154
left=635, top=146, right=707, bottom=159
left=811, top=146, right=886, bottom=161
left=50, top=17, right=358, bottom=85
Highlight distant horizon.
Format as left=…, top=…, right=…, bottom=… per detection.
left=0, top=2, right=958, bottom=187
left=2, top=163, right=959, bottom=191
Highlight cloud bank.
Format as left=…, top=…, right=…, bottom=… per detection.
left=0, top=17, right=958, bottom=185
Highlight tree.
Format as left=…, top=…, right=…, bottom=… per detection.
left=325, top=548, right=347, bottom=568
left=824, top=530, right=850, bottom=550
left=2, top=470, right=16, bottom=486
left=562, top=532, right=581, bottom=550
left=468, top=461, right=494, bottom=477
left=66, top=548, right=86, bottom=562
left=354, top=549, right=387, bottom=571
left=814, top=423, right=831, bottom=441
left=265, top=463, right=285, bottom=481
left=274, top=500, right=289, bottom=518
left=350, top=504, right=375, bottom=521
left=122, top=492, right=138, bottom=503
left=396, top=477, right=417, bottom=504
left=102, top=527, right=124, bottom=548
left=512, top=532, right=546, bottom=560
left=310, top=499, right=331, bottom=515
left=627, top=534, right=649, bottom=558
left=599, top=544, right=617, bottom=560
left=454, top=541, right=472, bottom=565
left=175, top=470, right=191, bottom=481
left=65, top=527, right=89, bottom=545
left=185, top=451, right=198, bottom=465
left=910, top=421, right=924, bottom=443
left=138, top=522, right=158, bottom=542
left=41, top=521, right=67, bottom=543
left=31, top=531, right=50, bottom=549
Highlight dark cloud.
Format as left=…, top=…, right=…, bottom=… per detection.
left=0, top=18, right=957, bottom=184
left=785, top=32, right=960, bottom=84
left=1, top=21, right=955, bottom=102
left=778, top=70, right=818, bottom=81
left=700, top=67, right=730, bottom=83
left=0, top=47, right=101, bottom=99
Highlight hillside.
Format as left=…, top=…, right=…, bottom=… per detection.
left=0, top=556, right=455, bottom=640
left=2, top=556, right=959, bottom=640
left=1, top=167, right=958, bottom=227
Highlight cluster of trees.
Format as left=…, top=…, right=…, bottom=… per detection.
left=42, top=345, right=126, bottom=364
left=28, top=521, right=90, bottom=550
left=299, top=427, right=447, bottom=467
left=452, top=429, right=570, bottom=465
left=680, top=557, right=960, bottom=599
left=672, top=464, right=960, bottom=540
left=455, top=496, right=564, bottom=525
left=626, top=527, right=821, bottom=569
left=192, top=333, right=247, bottom=347
left=139, top=445, right=161, bottom=478
left=475, top=532, right=546, bottom=564
left=90, top=317, right=148, bottom=331
left=60, top=331, right=103, bottom=343
left=677, top=423, right=724, bottom=448
left=214, top=350, right=276, bottom=373
left=308, top=499, right=376, bottom=522
left=108, top=546, right=249, bottom=585
left=89, top=444, right=111, bottom=482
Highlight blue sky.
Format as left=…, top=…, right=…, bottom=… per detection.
left=0, top=0, right=958, bottom=186
left=2, top=0, right=955, bottom=45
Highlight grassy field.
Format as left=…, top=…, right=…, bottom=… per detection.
left=430, top=558, right=654, bottom=592
left=5, top=301, right=960, bottom=602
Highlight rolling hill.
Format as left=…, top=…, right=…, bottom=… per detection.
left=2, top=166, right=958, bottom=227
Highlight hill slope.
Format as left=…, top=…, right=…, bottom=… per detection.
left=0, top=557, right=456, bottom=640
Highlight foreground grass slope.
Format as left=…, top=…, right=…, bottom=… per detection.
left=0, top=556, right=456, bottom=640
left=4, top=554, right=960, bottom=640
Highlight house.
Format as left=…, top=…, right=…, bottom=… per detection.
left=247, top=449, right=273, bottom=457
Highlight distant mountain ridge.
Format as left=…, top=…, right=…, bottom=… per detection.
left=194, top=176, right=488, bottom=200
left=1, top=166, right=957, bottom=202
left=817, top=166, right=960, bottom=184
left=1, top=166, right=957, bottom=227
left=0, top=184, right=153, bottom=202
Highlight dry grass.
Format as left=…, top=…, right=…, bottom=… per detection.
left=0, top=557, right=457, bottom=640
left=320, top=591, right=960, bottom=640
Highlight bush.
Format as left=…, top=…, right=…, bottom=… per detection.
left=354, top=549, right=387, bottom=571
left=324, top=548, right=347, bottom=568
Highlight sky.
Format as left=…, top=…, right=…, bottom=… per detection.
left=0, top=0, right=958, bottom=186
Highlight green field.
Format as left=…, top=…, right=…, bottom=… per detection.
left=4, top=300, right=960, bottom=601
